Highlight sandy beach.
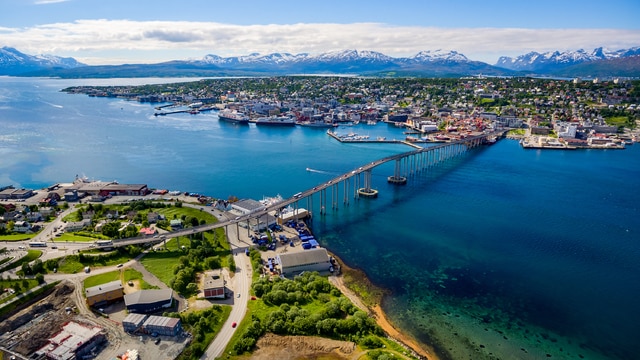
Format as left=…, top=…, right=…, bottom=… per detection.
left=329, top=260, right=440, bottom=360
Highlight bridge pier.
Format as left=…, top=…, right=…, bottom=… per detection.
left=358, top=169, right=378, bottom=198
left=388, top=158, right=407, bottom=185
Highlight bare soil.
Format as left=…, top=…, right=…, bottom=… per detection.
left=248, top=333, right=363, bottom=360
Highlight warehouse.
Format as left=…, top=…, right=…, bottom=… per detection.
left=37, top=322, right=105, bottom=360
left=276, top=248, right=332, bottom=277
left=124, top=289, right=174, bottom=313
left=85, top=280, right=124, bottom=307
left=122, top=313, right=147, bottom=333
left=143, top=315, right=182, bottom=336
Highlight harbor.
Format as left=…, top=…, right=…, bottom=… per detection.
left=326, top=129, right=424, bottom=149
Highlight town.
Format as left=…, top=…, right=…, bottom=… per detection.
left=63, top=76, right=640, bottom=148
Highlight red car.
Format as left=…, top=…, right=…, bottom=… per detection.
left=232, top=322, right=237, bottom=328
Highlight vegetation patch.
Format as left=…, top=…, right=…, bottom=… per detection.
left=0, top=250, right=42, bottom=273
left=229, top=272, right=383, bottom=356
left=167, top=305, right=231, bottom=360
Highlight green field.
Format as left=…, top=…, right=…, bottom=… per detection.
left=139, top=251, right=183, bottom=286
left=83, top=268, right=156, bottom=290
left=0, top=250, right=42, bottom=272
left=56, top=249, right=136, bottom=274
left=0, top=234, right=36, bottom=241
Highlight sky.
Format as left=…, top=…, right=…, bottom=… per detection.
left=1, top=0, right=639, bottom=65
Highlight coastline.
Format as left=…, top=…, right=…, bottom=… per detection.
left=328, top=254, right=439, bottom=360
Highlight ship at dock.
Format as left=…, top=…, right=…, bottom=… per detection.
left=255, top=115, right=296, bottom=126
left=218, top=109, right=250, bottom=124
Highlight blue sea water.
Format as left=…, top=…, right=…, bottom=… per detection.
left=1, top=77, right=639, bottom=360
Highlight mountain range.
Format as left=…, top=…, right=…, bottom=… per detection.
left=1, top=46, right=639, bottom=78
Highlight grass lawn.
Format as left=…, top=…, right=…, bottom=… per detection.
left=0, top=250, right=42, bottom=272
left=0, top=234, right=36, bottom=242
left=56, top=250, right=135, bottom=274
left=53, top=233, right=102, bottom=243
left=605, top=116, right=629, bottom=127
left=83, top=268, right=156, bottom=290
left=139, top=251, right=182, bottom=286
left=84, top=271, right=121, bottom=289
left=0, top=279, right=40, bottom=305
left=157, top=207, right=218, bottom=224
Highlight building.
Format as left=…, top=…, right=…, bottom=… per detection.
left=64, top=219, right=92, bottom=232
left=13, top=220, right=31, bottom=233
left=99, top=183, right=149, bottom=197
left=276, top=248, right=332, bottom=276
left=122, top=313, right=147, bottom=333
left=0, top=187, right=34, bottom=200
left=85, top=280, right=124, bottom=306
left=37, top=322, right=105, bottom=360
left=231, top=199, right=263, bottom=215
left=169, top=219, right=183, bottom=229
left=143, top=315, right=182, bottom=336
left=203, top=274, right=226, bottom=299
left=124, top=289, right=174, bottom=313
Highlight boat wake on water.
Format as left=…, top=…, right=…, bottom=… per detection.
left=305, top=167, right=332, bottom=174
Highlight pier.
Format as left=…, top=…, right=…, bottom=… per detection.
left=326, top=130, right=423, bottom=149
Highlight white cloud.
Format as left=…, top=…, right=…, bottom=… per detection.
left=3, top=20, right=639, bottom=64
left=34, top=0, right=71, bottom=4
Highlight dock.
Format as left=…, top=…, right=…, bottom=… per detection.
left=326, top=130, right=423, bottom=149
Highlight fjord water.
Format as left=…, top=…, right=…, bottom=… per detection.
left=2, top=77, right=639, bottom=359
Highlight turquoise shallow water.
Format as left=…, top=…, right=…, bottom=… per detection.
left=1, top=77, right=639, bottom=359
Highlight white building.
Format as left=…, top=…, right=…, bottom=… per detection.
left=277, top=248, right=332, bottom=277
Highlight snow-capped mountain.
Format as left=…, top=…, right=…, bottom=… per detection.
left=2, top=46, right=637, bottom=78
left=410, top=49, right=469, bottom=62
left=0, top=46, right=85, bottom=75
left=496, top=47, right=640, bottom=72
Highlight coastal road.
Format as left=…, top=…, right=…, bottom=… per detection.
left=201, top=213, right=253, bottom=360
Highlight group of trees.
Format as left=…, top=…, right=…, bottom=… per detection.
left=168, top=230, right=229, bottom=296
left=165, top=305, right=228, bottom=359
left=234, top=272, right=383, bottom=354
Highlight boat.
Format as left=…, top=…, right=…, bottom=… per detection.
left=218, top=109, right=249, bottom=124
left=255, top=115, right=296, bottom=126
left=299, top=119, right=334, bottom=128
left=485, top=136, right=497, bottom=145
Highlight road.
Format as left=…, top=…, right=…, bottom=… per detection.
left=200, top=212, right=253, bottom=360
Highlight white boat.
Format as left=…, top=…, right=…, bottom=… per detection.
left=218, top=109, right=249, bottom=124
left=255, top=115, right=296, bottom=126
left=299, top=119, right=334, bottom=128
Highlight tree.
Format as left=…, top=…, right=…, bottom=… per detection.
left=35, top=273, right=45, bottom=284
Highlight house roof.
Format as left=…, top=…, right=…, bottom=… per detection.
left=124, top=289, right=173, bottom=306
left=204, top=275, right=225, bottom=290
left=143, top=315, right=181, bottom=328
left=122, top=313, right=148, bottom=326
left=277, top=248, right=330, bottom=269
left=85, top=280, right=123, bottom=297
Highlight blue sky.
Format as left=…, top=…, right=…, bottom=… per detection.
left=1, top=0, right=639, bottom=64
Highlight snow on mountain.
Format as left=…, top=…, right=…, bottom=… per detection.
left=496, top=47, right=640, bottom=72
left=411, top=49, right=469, bottom=62
left=0, top=46, right=84, bottom=75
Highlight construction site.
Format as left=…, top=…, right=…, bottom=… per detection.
left=0, top=281, right=189, bottom=360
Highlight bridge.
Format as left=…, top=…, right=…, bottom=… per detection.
left=106, top=131, right=503, bottom=248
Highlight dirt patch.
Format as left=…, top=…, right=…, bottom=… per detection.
left=0, top=282, right=78, bottom=355
left=250, top=333, right=362, bottom=360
